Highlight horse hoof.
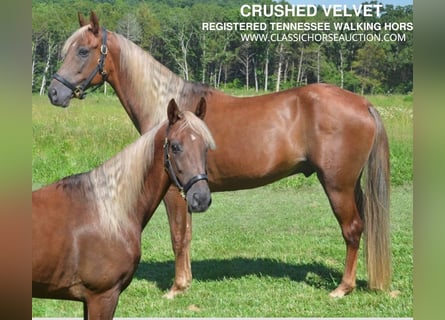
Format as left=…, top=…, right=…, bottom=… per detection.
left=329, top=284, right=354, bottom=298
left=162, top=286, right=187, bottom=299
left=162, top=291, right=176, bottom=300
left=329, top=288, right=346, bottom=298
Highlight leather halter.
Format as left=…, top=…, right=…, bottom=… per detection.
left=163, top=135, right=208, bottom=200
left=52, top=27, right=108, bottom=99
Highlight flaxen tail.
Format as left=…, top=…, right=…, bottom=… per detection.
left=363, top=106, right=391, bottom=291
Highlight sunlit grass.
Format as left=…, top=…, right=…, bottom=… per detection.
left=32, top=185, right=413, bottom=317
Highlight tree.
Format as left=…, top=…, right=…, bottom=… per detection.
left=236, top=42, right=254, bottom=90
left=135, top=3, right=161, bottom=53
left=156, top=6, right=195, bottom=80
left=116, top=13, right=141, bottom=44
left=352, top=43, right=386, bottom=94
left=31, top=0, right=413, bottom=95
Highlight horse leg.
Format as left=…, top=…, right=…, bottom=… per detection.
left=320, top=174, right=364, bottom=298
left=162, top=186, right=192, bottom=299
left=84, top=290, right=119, bottom=320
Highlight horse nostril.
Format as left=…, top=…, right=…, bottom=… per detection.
left=188, top=192, right=211, bottom=213
left=48, top=88, right=57, bottom=100
left=192, top=193, right=200, bottom=205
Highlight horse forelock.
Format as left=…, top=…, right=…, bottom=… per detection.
left=179, top=112, right=216, bottom=150
left=88, top=123, right=161, bottom=238
left=61, top=25, right=90, bottom=58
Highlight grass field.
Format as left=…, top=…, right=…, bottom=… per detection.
left=32, top=91, right=413, bottom=317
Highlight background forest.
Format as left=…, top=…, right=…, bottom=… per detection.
left=32, top=0, right=413, bottom=96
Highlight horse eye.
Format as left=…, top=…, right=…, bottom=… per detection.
left=171, top=143, right=182, bottom=154
left=78, top=48, right=89, bottom=57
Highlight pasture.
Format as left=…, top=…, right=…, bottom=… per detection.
left=32, top=92, right=412, bottom=317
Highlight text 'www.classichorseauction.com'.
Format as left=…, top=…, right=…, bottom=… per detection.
left=201, top=3, right=413, bottom=43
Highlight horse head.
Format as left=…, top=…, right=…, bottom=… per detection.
left=48, top=11, right=110, bottom=107
left=164, top=98, right=215, bottom=212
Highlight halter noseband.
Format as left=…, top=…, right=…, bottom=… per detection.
left=163, top=133, right=208, bottom=200
left=52, top=27, right=108, bottom=99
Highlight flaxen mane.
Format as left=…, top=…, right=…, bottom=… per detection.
left=115, top=32, right=211, bottom=127
left=62, top=25, right=211, bottom=130
left=116, top=32, right=185, bottom=126
left=59, top=113, right=214, bottom=238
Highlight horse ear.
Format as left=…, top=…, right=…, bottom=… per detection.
left=194, top=97, right=207, bottom=120
left=167, top=99, right=182, bottom=125
left=89, top=11, right=100, bottom=35
left=78, top=12, right=87, bottom=27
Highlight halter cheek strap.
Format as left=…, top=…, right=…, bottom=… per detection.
left=52, top=27, right=108, bottom=99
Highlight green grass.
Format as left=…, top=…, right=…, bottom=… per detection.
left=367, top=94, right=413, bottom=186
left=32, top=185, right=413, bottom=317
left=32, top=92, right=413, bottom=188
left=32, top=94, right=139, bottom=186
left=32, top=92, right=412, bottom=317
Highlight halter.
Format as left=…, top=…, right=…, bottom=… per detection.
left=52, top=27, right=108, bottom=99
left=163, top=133, right=208, bottom=200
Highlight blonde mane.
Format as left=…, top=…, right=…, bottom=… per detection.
left=62, top=26, right=212, bottom=131
left=89, top=122, right=161, bottom=237
left=115, top=32, right=185, bottom=126
left=63, top=113, right=214, bottom=238
left=115, top=32, right=213, bottom=130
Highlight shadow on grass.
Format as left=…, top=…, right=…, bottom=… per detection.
left=134, top=257, right=367, bottom=292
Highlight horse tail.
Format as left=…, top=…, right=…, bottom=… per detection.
left=362, top=106, right=391, bottom=291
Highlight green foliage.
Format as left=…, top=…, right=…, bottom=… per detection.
left=352, top=43, right=386, bottom=94
left=32, top=0, right=412, bottom=94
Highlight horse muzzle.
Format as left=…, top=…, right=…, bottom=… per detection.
left=47, top=81, right=73, bottom=108
left=186, top=185, right=212, bottom=213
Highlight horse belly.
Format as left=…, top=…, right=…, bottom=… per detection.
left=205, top=97, right=306, bottom=191
left=206, top=126, right=306, bottom=191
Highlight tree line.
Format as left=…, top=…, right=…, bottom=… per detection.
left=32, top=0, right=413, bottom=95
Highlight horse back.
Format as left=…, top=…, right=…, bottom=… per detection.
left=201, top=84, right=376, bottom=190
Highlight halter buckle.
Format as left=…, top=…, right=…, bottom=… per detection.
left=73, top=87, right=84, bottom=99
left=100, top=44, right=108, bottom=55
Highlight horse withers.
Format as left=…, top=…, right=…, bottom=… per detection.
left=32, top=99, right=215, bottom=319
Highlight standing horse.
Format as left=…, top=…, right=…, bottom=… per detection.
left=48, top=11, right=391, bottom=298
left=32, top=99, right=215, bottom=319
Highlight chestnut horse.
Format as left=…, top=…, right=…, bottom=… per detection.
left=48, top=11, right=391, bottom=298
left=32, top=99, right=215, bottom=319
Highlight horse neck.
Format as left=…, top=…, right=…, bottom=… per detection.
left=77, top=126, right=169, bottom=237
left=135, top=133, right=172, bottom=229
left=108, top=33, right=181, bottom=133
left=107, top=32, right=211, bottom=133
